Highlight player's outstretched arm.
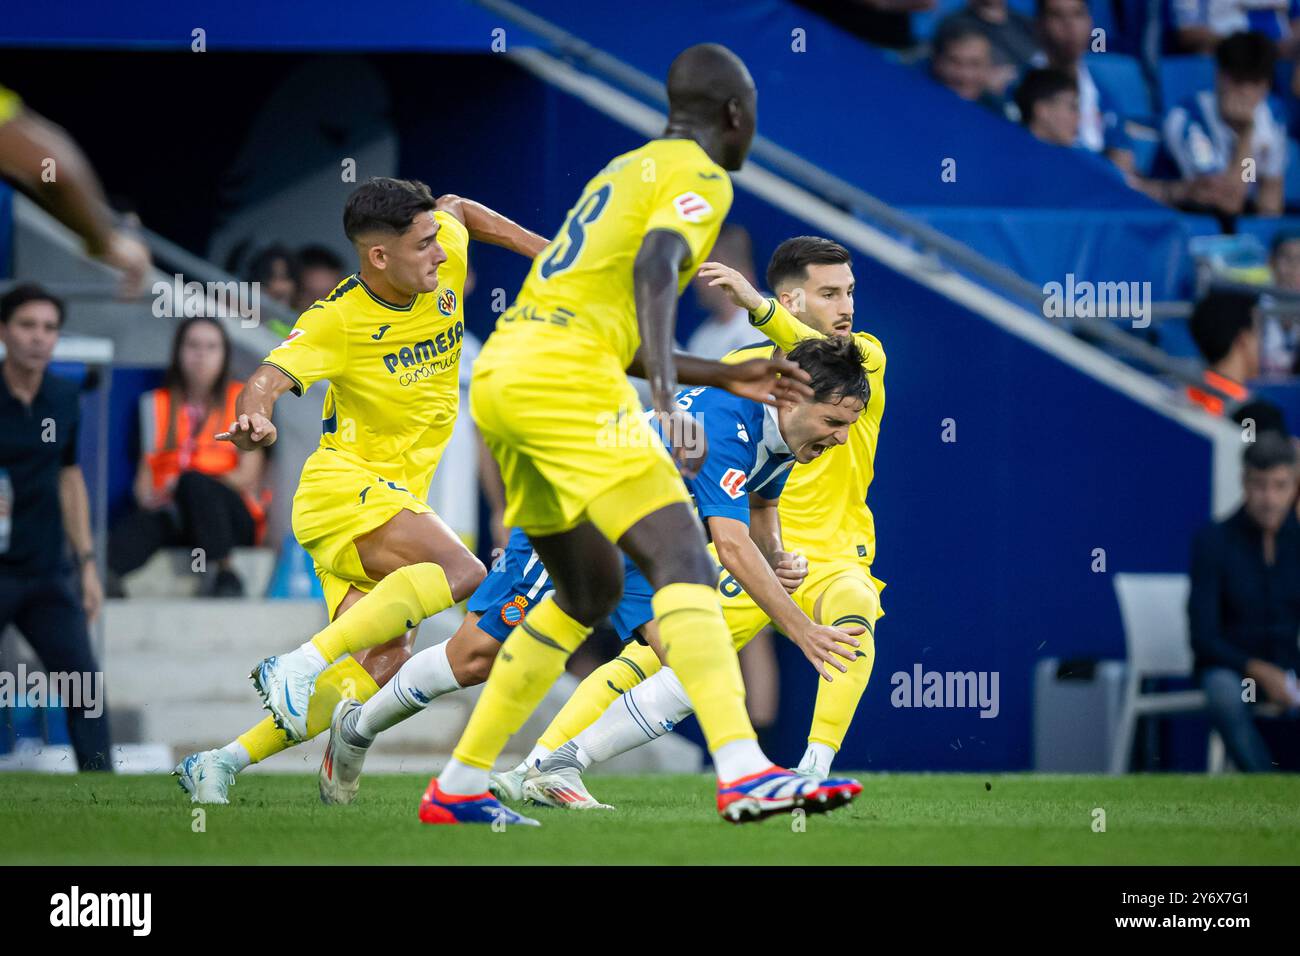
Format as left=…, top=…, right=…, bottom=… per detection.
left=708, top=512, right=861, bottom=681
left=0, top=105, right=152, bottom=297
left=627, top=346, right=812, bottom=406
left=748, top=492, right=806, bottom=595
left=215, top=364, right=295, bottom=450
left=435, top=194, right=549, bottom=259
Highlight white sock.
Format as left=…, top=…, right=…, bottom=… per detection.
left=296, top=642, right=329, bottom=671
left=438, top=757, right=489, bottom=795
left=712, top=739, right=770, bottom=782
left=579, top=668, right=694, bottom=764
left=353, top=640, right=461, bottom=741
left=220, top=741, right=251, bottom=772
left=798, top=742, right=837, bottom=777
left=522, top=744, right=550, bottom=770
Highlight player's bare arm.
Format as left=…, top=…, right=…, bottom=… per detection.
left=634, top=228, right=706, bottom=477
left=697, top=260, right=765, bottom=311
left=627, top=346, right=812, bottom=406
left=748, top=491, right=806, bottom=594
left=707, top=512, right=860, bottom=680
left=0, top=106, right=152, bottom=296
left=215, top=363, right=296, bottom=450
left=435, top=193, right=549, bottom=258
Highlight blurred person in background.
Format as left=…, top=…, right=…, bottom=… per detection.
left=1030, top=0, right=1135, bottom=165
left=1187, top=288, right=1262, bottom=415
left=108, top=317, right=266, bottom=597
left=937, top=0, right=1039, bottom=94
left=0, top=85, right=151, bottom=297
left=687, top=225, right=763, bottom=359
left=1171, top=0, right=1300, bottom=55
left=1016, top=67, right=1081, bottom=145
left=929, top=20, right=1012, bottom=115
left=1260, top=230, right=1300, bottom=374
left=1162, top=32, right=1286, bottom=218
left=1189, top=433, right=1300, bottom=771
left=293, top=244, right=346, bottom=312
left=247, top=244, right=299, bottom=309
left=0, top=284, right=110, bottom=770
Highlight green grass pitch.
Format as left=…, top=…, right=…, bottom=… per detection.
left=2, top=772, right=1298, bottom=865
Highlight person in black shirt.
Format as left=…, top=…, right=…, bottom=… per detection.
left=1189, top=433, right=1300, bottom=771
left=0, top=283, right=110, bottom=771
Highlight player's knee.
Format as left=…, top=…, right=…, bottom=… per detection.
left=443, top=552, right=487, bottom=602
left=556, top=577, right=622, bottom=627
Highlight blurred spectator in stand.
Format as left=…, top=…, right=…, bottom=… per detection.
left=1171, top=0, right=1300, bottom=55
left=1186, top=289, right=1289, bottom=437
left=0, top=284, right=111, bottom=770
left=108, top=317, right=267, bottom=597
left=247, top=244, right=299, bottom=309
left=1189, top=433, right=1300, bottom=772
left=0, top=85, right=151, bottom=297
left=938, top=0, right=1039, bottom=94
left=1017, top=67, right=1082, bottom=145
left=1261, top=230, right=1300, bottom=374
left=1162, top=32, right=1286, bottom=217
left=929, top=20, right=1013, bottom=115
left=793, top=0, right=937, bottom=51
left=293, top=244, right=346, bottom=313
left=1030, top=0, right=1136, bottom=166
left=688, top=226, right=763, bottom=358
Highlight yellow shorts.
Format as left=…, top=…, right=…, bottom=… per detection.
left=718, top=559, right=885, bottom=652
left=470, top=333, right=689, bottom=541
left=291, top=449, right=434, bottom=620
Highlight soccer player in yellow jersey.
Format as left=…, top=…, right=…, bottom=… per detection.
left=174, top=177, right=547, bottom=802
left=495, top=235, right=886, bottom=808
left=420, top=43, right=862, bottom=826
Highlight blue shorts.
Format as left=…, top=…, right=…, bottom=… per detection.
left=467, top=527, right=656, bottom=642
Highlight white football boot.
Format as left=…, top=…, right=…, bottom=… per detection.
left=174, top=749, right=239, bottom=804
left=250, top=651, right=317, bottom=742
left=523, top=766, right=614, bottom=811
left=319, top=699, right=368, bottom=805
left=488, top=762, right=531, bottom=803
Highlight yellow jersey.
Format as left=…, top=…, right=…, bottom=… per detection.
left=480, top=138, right=733, bottom=372
left=262, top=210, right=470, bottom=498
left=725, top=298, right=886, bottom=567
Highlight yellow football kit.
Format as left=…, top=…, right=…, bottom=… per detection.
left=470, top=137, right=733, bottom=541
left=263, top=210, right=470, bottom=618
left=451, top=138, right=762, bottom=776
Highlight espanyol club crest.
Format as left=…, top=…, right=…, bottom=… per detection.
left=500, top=595, right=528, bottom=627
left=437, top=288, right=458, bottom=316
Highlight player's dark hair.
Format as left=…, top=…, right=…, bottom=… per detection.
left=766, top=236, right=852, bottom=293
left=1216, top=31, right=1276, bottom=84
left=297, top=244, right=345, bottom=273
left=0, top=282, right=65, bottom=326
left=1014, top=68, right=1078, bottom=126
left=343, top=177, right=437, bottom=241
left=787, top=336, right=869, bottom=407
left=1189, top=289, right=1257, bottom=364
left=1243, top=430, right=1296, bottom=472
left=932, top=18, right=991, bottom=58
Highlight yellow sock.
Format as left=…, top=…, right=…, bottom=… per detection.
left=452, top=594, right=591, bottom=769
left=310, top=562, right=452, bottom=662
left=537, top=641, right=662, bottom=751
left=237, top=656, right=381, bottom=762
left=653, top=582, right=754, bottom=750
left=808, top=576, right=879, bottom=750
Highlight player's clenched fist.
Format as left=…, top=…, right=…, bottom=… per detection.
left=217, top=412, right=277, bottom=450
left=772, top=550, right=808, bottom=594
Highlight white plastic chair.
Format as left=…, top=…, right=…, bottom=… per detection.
left=1109, top=573, right=1207, bottom=774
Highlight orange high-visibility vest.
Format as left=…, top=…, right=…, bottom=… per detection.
left=144, top=381, right=269, bottom=542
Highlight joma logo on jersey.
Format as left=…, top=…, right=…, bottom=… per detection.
left=382, top=320, right=464, bottom=374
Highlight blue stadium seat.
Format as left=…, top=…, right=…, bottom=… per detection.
left=911, top=0, right=967, bottom=42
left=1286, top=138, right=1300, bottom=209
left=1158, top=54, right=1215, bottom=114
left=1087, top=52, right=1155, bottom=124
